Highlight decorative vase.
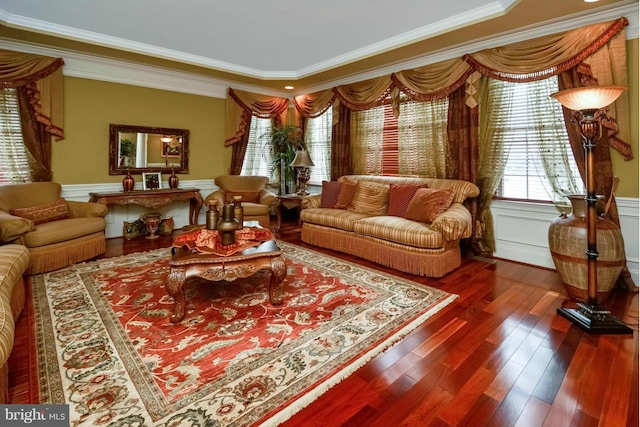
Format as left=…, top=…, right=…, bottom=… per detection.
left=206, top=200, right=219, bottom=230
left=141, top=212, right=163, bottom=240
left=123, top=169, right=135, bottom=192
left=217, top=204, right=239, bottom=245
left=548, top=194, right=626, bottom=302
left=159, top=217, right=174, bottom=235
left=168, top=169, right=179, bottom=189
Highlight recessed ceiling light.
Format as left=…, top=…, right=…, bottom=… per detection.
left=584, top=0, right=599, bottom=2
left=284, top=85, right=294, bottom=90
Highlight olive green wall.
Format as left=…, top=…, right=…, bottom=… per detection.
left=51, top=77, right=231, bottom=184
left=613, top=37, right=639, bottom=198
left=53, top=38, right=638, bottom=198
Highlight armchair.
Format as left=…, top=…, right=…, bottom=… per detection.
left=0, top=182, right=108, bottom=275
left=204, top=175, right=275, bottom=228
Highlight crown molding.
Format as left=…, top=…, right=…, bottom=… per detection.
left=0, top=2, right=636, bottom=99
left=299, top=2, right=639, bottom=94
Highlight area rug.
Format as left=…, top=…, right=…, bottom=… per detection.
left=30, top=241, right=457, bottom=426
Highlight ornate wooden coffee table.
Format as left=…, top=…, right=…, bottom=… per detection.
left=166, top=240, right=287, bottom=323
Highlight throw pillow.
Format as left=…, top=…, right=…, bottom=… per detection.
left=224, top=190, right=260, bottom=203
left=10, top=198, right=71, bottom=225
left=333, top=179, right=359, bottom=209
left=404, top=188, right=455, bottom=224
left=349, top=181, right=389, bottom=215
left=388, top=183, right=428, bottom=217
left=320, top=180, right=342, bottom=208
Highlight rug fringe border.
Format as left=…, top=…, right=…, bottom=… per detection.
left=261, top=293, right=459, bottom=426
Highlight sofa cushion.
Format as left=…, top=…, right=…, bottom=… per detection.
left=22, top=217, right=106, bottom=248
left=349, top=181, right=389, bottom=216
left=10, top=198, right=70, bottom=225
left=321, top=181, right=342, bottom=208
left=388, top=183, right=428, bottom=217
left=240, top=202, right=270, bottom=216
left=300, top=208, right=372, bottom=232
left=334, top=179, right=359, bottom=209
left=405, top=188, right=455, bottom=224
left=353, top=216, right=443, bottom=249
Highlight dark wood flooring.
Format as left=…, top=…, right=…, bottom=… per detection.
left=8, top=217, right=639, bottom=426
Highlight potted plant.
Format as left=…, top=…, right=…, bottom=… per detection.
left=263, top=125, right=305, bottom=195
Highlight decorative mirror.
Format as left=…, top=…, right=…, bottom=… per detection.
left=109, top=124, right=189, bottom=175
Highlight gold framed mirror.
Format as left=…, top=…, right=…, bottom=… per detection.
left=109, top=124, right=189, bottom=175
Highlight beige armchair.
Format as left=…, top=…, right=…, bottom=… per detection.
left=0, top=182, right=108, bottom=275
left=204, top=175, right=275, bottom=228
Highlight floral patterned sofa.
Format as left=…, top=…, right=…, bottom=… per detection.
left=300, top=175, right=479, bottom=277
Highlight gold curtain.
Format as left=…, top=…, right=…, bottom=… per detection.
left=333, top=75, right=394, bottom=111
left=392, top=58, right=473, bottom=101
left=224, top=88, right=290, bottom=146
left=0, top=48, right=65, bottom=140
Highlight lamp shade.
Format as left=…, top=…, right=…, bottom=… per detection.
left=550, top=86, right=626, bottom=111
left=291, top=149, right=315, bottom=167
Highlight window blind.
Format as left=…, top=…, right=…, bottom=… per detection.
left=304, top=106, right=332, bottom=184
left=490, top=77, right=584, bottom=203
left=0, top=88, right=30, bottom=183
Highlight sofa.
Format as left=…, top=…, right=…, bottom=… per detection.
left=0, top=182, right=108, bottom=275
left=204, top=175, right=276, bottom=228
left=0, top=244, right=29, bottom=403
left=300, top=175, right=480, bottom=277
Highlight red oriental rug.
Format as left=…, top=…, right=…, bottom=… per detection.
left=30, top=241, right=457, bottom=426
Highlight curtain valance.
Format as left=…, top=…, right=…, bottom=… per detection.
left=392, top=58, right=474, bottom=101
left=464, top=18, right=628, bottom=82
left=333, top=75, right=394, bottom=111
left=0, top=49, right=65, bottom=140
left=224, top=88, right=290, bottom=146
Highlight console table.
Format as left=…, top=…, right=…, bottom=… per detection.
left=89, top=188, right=203, bottom=225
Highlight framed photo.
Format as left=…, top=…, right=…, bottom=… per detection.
left=161, top=140, right=181, bottom=157
left=142, top=172, right=162, bottom=190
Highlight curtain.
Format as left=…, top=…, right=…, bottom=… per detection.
left=331, top=104, right=352, bottom=180
left=398, top=97, right=449, bottom=178
left=351, top=107, right=384, bottom=175
left=224, top=88, right=290, bottom=147
left=0, top=49, right=65, bottom=182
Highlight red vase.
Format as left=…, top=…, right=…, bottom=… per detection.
left=123, top=170, right=135, bottom=191
left=168, top=170, right=179, bottom=189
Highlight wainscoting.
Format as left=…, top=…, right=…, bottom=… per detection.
left=492, top=198, right=639, bottom=285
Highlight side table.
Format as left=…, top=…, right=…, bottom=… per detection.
left=274, top=194, right=307, bottom=231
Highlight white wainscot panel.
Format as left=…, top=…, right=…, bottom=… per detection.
left=491, top=198, right=639, bottom=286
left=61, top=179, right=217, bottom=239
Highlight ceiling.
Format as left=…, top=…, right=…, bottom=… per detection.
left=0, top=0, right=636, bottom=93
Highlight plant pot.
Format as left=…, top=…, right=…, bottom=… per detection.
left=548, top=195, right=626, bottom=302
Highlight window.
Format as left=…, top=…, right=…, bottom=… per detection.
left=487, top=76, right=584, bottom=203
left=240, top=116, right=274, bottom=180
left=351, top=95, right=448, bottom=177
left=0, top=88, right=30, bottom=184
left=304, top=106, right=332, bottom=184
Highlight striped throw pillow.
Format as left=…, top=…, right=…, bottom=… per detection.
left=349, top=181, right=389, bottom=215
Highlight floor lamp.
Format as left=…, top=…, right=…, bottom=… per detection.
left=550, top=85, right=632, bottom=334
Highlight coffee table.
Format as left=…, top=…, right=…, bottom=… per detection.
left=166, top=240, right=287, bottom=323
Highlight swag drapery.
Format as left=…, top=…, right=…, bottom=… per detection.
left=224, top=88, right=290, bottom=175
left=0, top=49, right=65, bottom=182
left=289, top=17, right=632, bottom=269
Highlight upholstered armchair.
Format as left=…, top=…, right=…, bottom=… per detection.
left=0, top=182, right=108, bottom=275
left=204, top=175, right=275, bottom=228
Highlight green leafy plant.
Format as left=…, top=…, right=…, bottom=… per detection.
left=262, top=125, right=306, bottom=195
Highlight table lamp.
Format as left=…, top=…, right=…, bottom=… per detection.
left=291, top=149, right=315, bottom=195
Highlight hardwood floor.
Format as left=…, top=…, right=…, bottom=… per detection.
left=8, top=217, right=639, bottom=426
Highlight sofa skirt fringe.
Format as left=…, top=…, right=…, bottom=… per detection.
left=301, top=224, right=461, bottom=278
left=26, top=232, right=106, bottom=275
